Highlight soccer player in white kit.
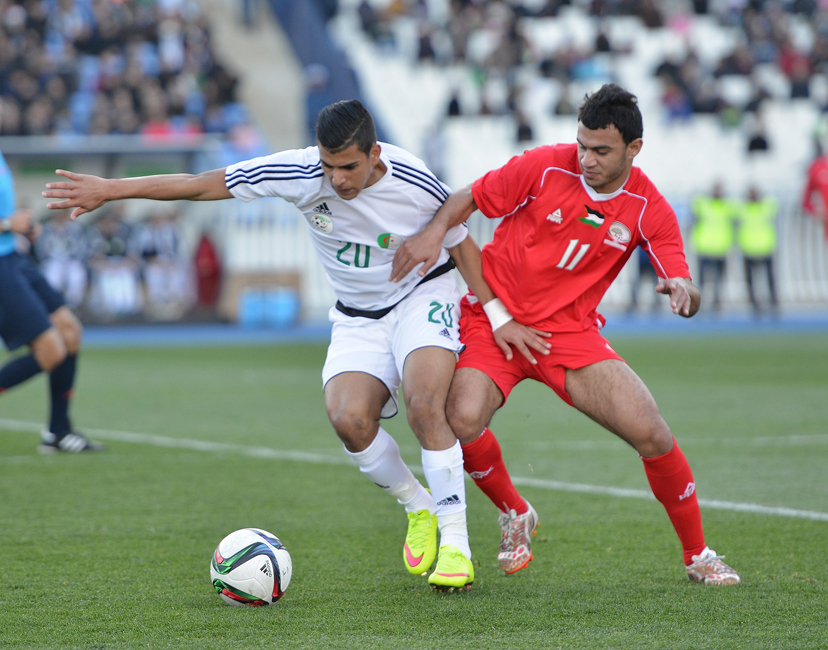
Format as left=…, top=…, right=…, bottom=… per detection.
left=43, top=100, right=548, bottom=591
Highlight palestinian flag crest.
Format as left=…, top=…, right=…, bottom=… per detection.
left=579, top=205, right=605, bottom=228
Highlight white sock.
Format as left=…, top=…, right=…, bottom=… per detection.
left=345, top=427, right=433, bottom=513
left=421, top=441, right=471, bottom=559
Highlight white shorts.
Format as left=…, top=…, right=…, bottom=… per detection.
left=322, top=274, right=463, bottom=418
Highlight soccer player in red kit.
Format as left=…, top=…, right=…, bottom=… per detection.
left=802, top=151, right=828, bottom=241
left=391, top=83, right=740, bottom=585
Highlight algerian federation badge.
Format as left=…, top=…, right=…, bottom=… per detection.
left=311, top=213, right=333, bottom=234
left=377, top=233, right=402, bottom=249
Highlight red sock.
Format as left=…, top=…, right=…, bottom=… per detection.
left=462, top=428, right=526, bottom=514
left=642, top=439, right=706, bottom=565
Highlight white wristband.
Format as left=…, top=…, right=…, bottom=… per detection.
left=482, top=298, right=514, bottom=331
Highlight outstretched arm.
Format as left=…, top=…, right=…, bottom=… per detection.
left=655, top=276, right=701, bottom=317
left=390, top=184, right=477, bottom=282
left=449, top=236, right=550, bottom=364
left=43, top=168, right=232, bottom=220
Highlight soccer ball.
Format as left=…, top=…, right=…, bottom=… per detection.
left=210, top=528, right=292, bottom=606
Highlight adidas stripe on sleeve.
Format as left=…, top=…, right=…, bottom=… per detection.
left=225, top=147, right=324, bottom=205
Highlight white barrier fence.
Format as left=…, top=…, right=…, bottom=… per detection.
left=210, top=194, right=828, bottom=323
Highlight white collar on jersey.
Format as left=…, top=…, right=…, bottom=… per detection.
left=579, top=173, right=629, bottom=202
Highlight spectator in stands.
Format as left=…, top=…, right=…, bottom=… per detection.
left=357, top=0, right=395, bottom=50
left=85, top=207, right=142, bottom=318
left=714, top=43, right=755, bottom=77
left=553, top=82, right=577, bottom=116
left=812, top=33, right=828, bottom=74
left=446, top=89, right=461, bottom=117
left=691, top=181, right=737, bottom=312
left=0, top=0, right=244, bottom=138
left=746, top=113, right=770, bottom=154
left=743, top=83, right=772, bottom=114
left=515, top=110, right=534, bottom=143
left=0, top=97, right=23, bottom=136
left=34, top=209, right=89, bottom=310
left=636, top=0, right=665, bottom=28
left=788, top=58, right=812, bottom=99
left=358, top=0, right=380, bottom=40
left=626, top=248, right=662, bottom=314
left=445, top=1, right=483, bottom=63
left=595, top=25, right=612, bottom=53
left=737, top=185, right=779, bottom=316
left=416, top=23, right=437, bottom=62
left=660, top=79, right=694, bottom=122
left=484, top=7, right=529, bottom=77
left=132, top=209, right=192, bottom=320
left=421, top=121, right=448, bottom=182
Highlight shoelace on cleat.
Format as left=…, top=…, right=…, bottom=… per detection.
left=407, top=512, right=434, bottom=549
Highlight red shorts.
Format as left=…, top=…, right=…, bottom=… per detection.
left=456, top=297, right=625, bottom=407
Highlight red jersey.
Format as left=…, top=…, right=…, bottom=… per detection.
left=803, top=155, right=828, bottom=230
left=471, top=143, right=690, bottom=333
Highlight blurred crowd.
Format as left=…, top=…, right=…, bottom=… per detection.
left=353, top=0, right=826, bottom=149
left=0, top=0, right=248, bottom=137
left=29, top=207, right=196, bottom=321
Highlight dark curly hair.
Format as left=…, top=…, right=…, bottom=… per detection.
left=578, top=84, right=643, bottom=144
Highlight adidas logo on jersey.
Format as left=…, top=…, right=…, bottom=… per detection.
left=436, top=494, right=461, bottom=506
left=312, top=202, right=332, bottom=216
left=438, top=328, right=452, bottom=340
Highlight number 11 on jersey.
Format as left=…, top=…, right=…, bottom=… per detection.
left=556, top=239, right=590, bottom=271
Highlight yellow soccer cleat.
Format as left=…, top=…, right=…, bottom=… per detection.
left=428, top=545, right=474, bottom=592
left=404, top=509, right=438, bottom=575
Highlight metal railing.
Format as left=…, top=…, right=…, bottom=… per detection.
left=211, top=194, right=828, bottom=322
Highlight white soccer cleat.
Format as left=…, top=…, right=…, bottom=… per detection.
left=497, top=500, right=539, bottom=575
left=686, top=547, right=741, bottom=585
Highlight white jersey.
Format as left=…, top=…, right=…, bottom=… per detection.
left=225, top=142, right=467, bottom=311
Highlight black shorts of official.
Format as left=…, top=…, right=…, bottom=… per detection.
left=0, top=252, right=66, bottom=351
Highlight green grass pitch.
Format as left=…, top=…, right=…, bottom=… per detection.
left=1, top=333, right=826, bottom=648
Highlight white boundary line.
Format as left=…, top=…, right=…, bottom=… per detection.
left=3, top=418, right=827, bottom=522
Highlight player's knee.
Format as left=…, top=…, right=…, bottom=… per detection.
left=60, top=321, right=82, bottom=355
left=327, top=407, right=376, bottom=450
left=53, top=308, right=83, bottom=354
left=446, top=401, right=485, bottom=444
left=404, top=392, right=445, bottom=436
left=634, top=418, right=673, bottom=458
left=32, top=331, right=67, bottom=372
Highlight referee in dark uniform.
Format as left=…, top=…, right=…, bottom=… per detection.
left=0, top=148, right=103, bottom=453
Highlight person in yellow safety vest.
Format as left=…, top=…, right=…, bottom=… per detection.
left=691, top=181, right=737, bottom=311
left=738, top=185, right=779, bottom=316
